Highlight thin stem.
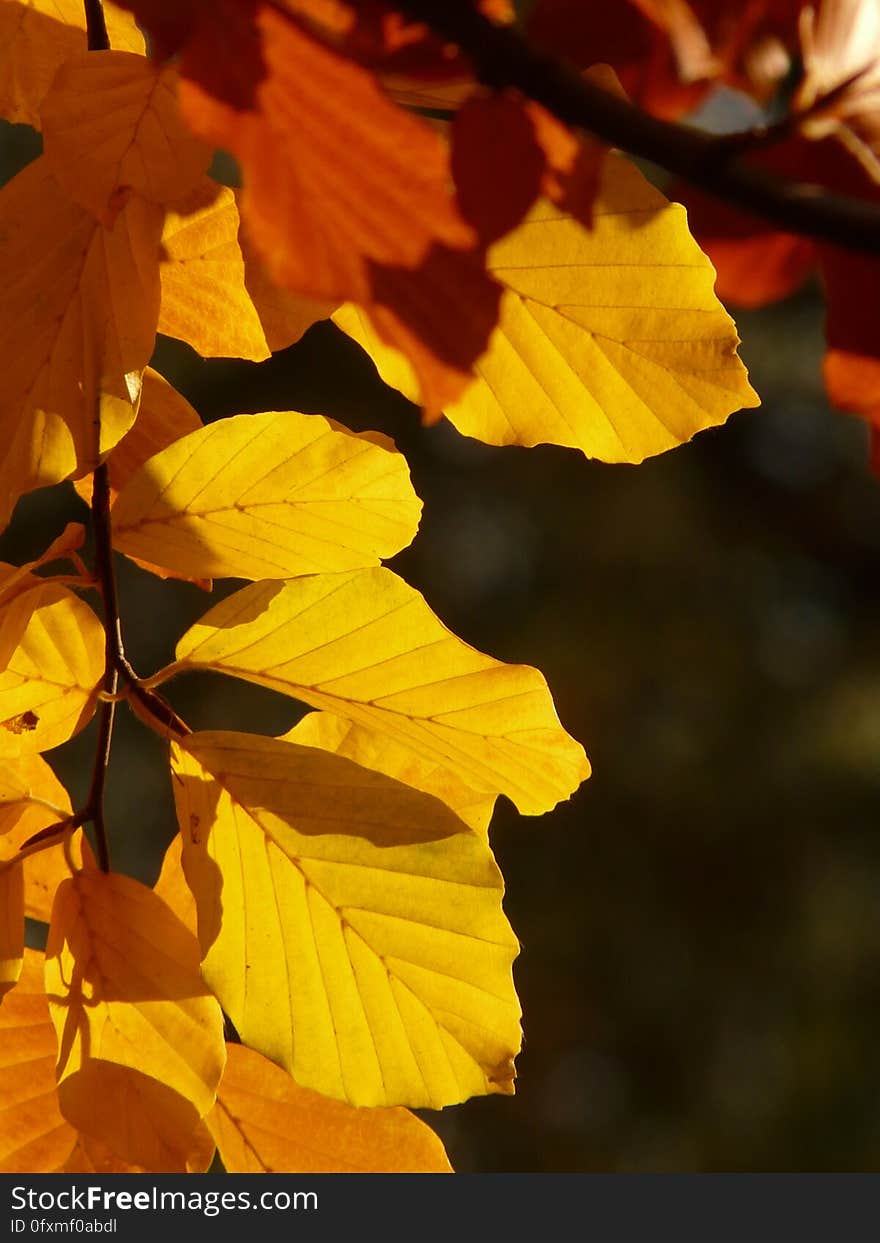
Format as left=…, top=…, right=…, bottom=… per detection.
left=83, top=0, right=110, bottom=51
left=78, top=0, right=114, bottom=870
left=393, top=0, right=880, bottom=254
left=87, top=462, right=120, bottom=873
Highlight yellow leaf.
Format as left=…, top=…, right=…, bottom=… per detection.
left=0, top=523, right=85, bottom=609
left=209, top=1042, right=453, bottom=1172
left=0, top=864, right=23, bottom=999
left=0, top=949, right=213, bottom=1173
left=0, top=582, right=104, bottom=758
left=23, top=833, right=81, bottom=925
left=113, top=412, right=422, bottom=581
left=166, top=568, right=589, bottom=815
left=44, top=865, right=226, bottom=1171
left=336, top=152, right=760, bottom=463
left=74, top=368, right=210, bottom=588
left=158, top=181, right=271, bottom=362
left=41, top=52, right=211, bottom=224
left=0, top=157, right=163, bottom=526
left=75, top=367, right=203, bottom=507
left=0, top=752, right=75, bottom=921
left=172, top=730, right=521, bottom=1108
left=0, top=0, right=144, bottom=129
left=0, top=753, right=70, bottom=833
left=0, top=949, right=76, bottom=1172
left=153, top=833, right=197, bottom=938
left=285, top=711, right=495, bottom=837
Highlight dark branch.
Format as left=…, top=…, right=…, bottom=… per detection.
left=87, top=462, right=119, bottom=873
left=83, top=0, right=110, bottom=51
left=394, top=0, right=880, bottom=255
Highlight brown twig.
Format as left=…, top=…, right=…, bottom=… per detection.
left=83, top=0, right=110, bottom=51
left=393, top=0, right=880, bottom=253
left=86, top=462, right=118, bottom=872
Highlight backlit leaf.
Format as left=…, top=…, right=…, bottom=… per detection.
left=44, top=864, right=226, bottom=1171
left=62, top=1123, right=214, bottom=1173
left=0, top=949, right=76, bottom=1172
left=113, top=412, right=422, bottom=581
left=240, top=223, right=337, bottom=352
left=75, top=368, right=203, bottom=507
left=171, top=1, right=498, bottom=412
left=0, top=583, right=104, bottom=758
left=165, top=568, right=589, bottom=815
left=0, top=864, right=23, bottom=999
left=157, top=182, right=271, bottom=362
left=178, top=3, right=471, bottom=305
left=0, top=524, right=85, bottom=611
left=209, top=1042, right=453, bottom=1172
left=41, top=52, right=211, bottom=225
left=153, top=833, right=197, bottom=938
left=0, top=158, right=163, bottom=526
left=0, top=0, right=144, bottom=129
left=285, top=712, right=495, bottom=837
left=0, top=751, right=75, bottom=921
left=337, top=153, right=760, bottom=463
left=23, top=833, right=82, bottom=926
left=172, top=730, right=520, bottom=1107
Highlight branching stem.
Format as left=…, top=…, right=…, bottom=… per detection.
left=394, top=0, right=880, bottom=254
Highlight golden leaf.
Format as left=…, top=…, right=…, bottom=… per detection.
left=157, top=182, right=271, bottom=362
left=172, top=730, right=521, bottom=1107
left=336, top=152, right=760, bottom=463
left=75, top=367, right=203, bottom=507
left=285, top=711, right=495, bottom=837
left=153, top=833, right=197, bottom=938
left=41, top=52, right=211, bottom=224
left=0, top=583, right=104, bottom=758
left=0, top=949, right=76, bottom=1172
left=0, top=158, right=162, bottom=527
left=44, top=865, right=226, bottom=1171
left=0, top=864, right=23, bottom=999
left=208, top=1042, right=453, bottom=1172
left=165, top=568, right=589, bottom=815
left=0, top=0, right=144, bottom=129
left=113, top=412, right=422, bottom=580
left=0, top=751, right=75, bottom=921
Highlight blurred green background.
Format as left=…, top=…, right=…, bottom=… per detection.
left=4, top=116, right=880, bottom=1172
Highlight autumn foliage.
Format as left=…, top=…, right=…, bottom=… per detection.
left=0, top=0, right=874, bottom=1173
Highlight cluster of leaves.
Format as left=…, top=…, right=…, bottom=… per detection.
left=549, top=0, right=880, bottom=459
left=0, top=0, right=805, bottom=1174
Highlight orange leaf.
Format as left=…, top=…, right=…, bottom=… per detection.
left=0, top=0, right=144, bottom=129
left=452, top=92, right=546, bottom=245
left=0, top=864, right=23, bottom=1000
left=179, top=3, right=472, bottom=303
left=0, top=158, right=163, bottom=527
left=527, top=0, right=709, bottom=118
left=675, top=181, right=816, bottom=308
left=240, top=221, right=337, bottom=353
left=0, top=949, right=76, bottom=1173
left=41, top=52, right=212, bottom=226
left=157, top=181, right=271, bottom=362
left=0, top=751, right=76, bottom=922
left=170, top=1, right=496, bottom=411
left=45, top=865, right=226, bottom=1171
left=209, top=1042, right=453, bottom=1172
